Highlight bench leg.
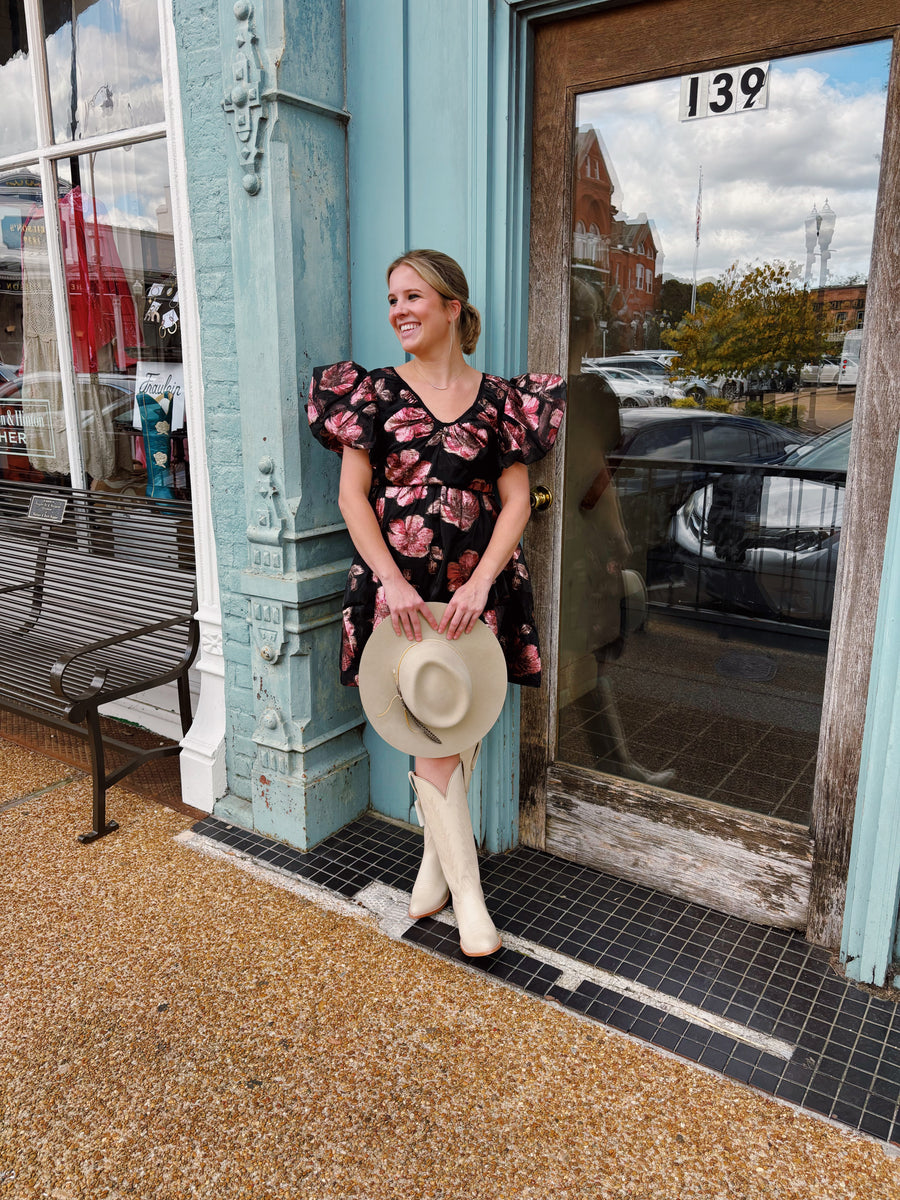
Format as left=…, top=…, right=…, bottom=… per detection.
left=177, top=669, right=193, bottom=738
left=78, top=710, right=119, bottom=845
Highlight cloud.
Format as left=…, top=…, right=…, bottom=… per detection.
left=577, top=48, right=889, bottom=282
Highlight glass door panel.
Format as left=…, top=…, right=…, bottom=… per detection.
left=558, top=41, right=890, bottom=828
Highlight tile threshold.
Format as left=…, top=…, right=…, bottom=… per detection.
left=184, top=812, right=900, bottom=1148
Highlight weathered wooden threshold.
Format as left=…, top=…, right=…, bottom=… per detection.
left=546, top=764, right=813, bottom=930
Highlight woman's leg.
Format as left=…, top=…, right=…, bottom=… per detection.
left=409, top=751, right=500, bottom=956
left=407, top=753, right=458, bottom=920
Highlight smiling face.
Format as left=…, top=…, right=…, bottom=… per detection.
left=387, top=264, right=460, bottom=357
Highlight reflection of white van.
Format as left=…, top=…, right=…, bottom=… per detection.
left=839, top=329, right=862, bottom=388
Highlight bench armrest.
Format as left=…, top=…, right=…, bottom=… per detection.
left=50, top=612, right=196, bottom=708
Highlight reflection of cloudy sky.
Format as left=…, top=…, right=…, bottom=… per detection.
left=0, top=0, right=164, bottom=156
left=46, top=0, right=164, bottom=139
left=576, top=40, right=890, bottom=282
left=85, top=138, right=170, bottom=233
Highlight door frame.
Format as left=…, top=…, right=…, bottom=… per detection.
left=522, top=0, right=900, bottom=940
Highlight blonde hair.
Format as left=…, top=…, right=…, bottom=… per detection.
left=386, top=249, right=482, bottom=355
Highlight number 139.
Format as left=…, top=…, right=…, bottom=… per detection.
left=681, top=63, right=770, bottom=122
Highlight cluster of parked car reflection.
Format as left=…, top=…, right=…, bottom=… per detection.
left=606, top=407, right=851, bottom=633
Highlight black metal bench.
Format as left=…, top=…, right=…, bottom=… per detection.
left=0, top=479, right=198, bottom=842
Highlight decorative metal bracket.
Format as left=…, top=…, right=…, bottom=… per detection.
left=222, top=1, right=267, bottom=195
left=248, top=456, right=289, bottom=573
left=250, top=599, right=288, bottom=665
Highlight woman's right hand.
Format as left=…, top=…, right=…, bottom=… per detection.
left=383, top=575, right=440, bottom=641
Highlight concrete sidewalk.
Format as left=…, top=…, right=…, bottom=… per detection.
left=1, top=738, right=898, bottom=1200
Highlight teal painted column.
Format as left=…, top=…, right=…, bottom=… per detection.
left=221, top=0, right=368, bottom=848
left=841, top=425, right=900, bottom=987
left=345, top=0, right=528, bottom=852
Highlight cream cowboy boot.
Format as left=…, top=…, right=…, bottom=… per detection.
left=408, top=743, right=481, bottom=920
left=408, top=760, right=501, bottom=957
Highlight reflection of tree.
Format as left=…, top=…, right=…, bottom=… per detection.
left=662, top=261, right=827, bottom=381
left=659, top=278, right=715, bottom=327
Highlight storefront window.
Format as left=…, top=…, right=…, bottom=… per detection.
left=0, top=1, right=36, bottom=157
left=44, top=0, right=164, bottom=142
left=0, top=6, right=187, bottom=500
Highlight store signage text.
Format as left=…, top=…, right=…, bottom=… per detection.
left=0, top=400, right=55, bottom=458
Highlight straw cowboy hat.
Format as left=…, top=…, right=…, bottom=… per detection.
left=358, top=603, right=508, bottom=757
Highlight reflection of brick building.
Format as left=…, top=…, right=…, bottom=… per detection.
left=811, top=283, right=866, bottom=343
left=573, top=126, right=662, bottom=353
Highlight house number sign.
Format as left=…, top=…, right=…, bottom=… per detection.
left=680, top=63, right=770, bottom=121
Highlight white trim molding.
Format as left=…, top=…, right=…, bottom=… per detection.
left=158, top=0, right=227, bottom=810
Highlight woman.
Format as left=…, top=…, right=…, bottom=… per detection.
left=308, top=249, right=565, bottom=956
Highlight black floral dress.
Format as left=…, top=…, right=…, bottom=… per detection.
left=307, top=362, right=566, bottom=687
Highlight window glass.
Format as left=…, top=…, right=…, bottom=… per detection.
left=0, top=164, right=70, bottom=483
left=45, top=0, right=164, bottom=142
left=700, top=421, right=757, bottom=462
left=0, top=1, right=36, bottom=156
left=1, top=141, right=187, bottom=499
left=559, top=40, right=889, bottom=828
left=628, top=423, right=693, bottom=459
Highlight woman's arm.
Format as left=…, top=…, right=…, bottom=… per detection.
left=338, top=447, right=438, bottom=641
left=439, top=461, right=532, bottom=639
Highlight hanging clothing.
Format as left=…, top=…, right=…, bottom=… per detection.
left=20, top=186, right=139, bottom=479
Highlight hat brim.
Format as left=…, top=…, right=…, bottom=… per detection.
left=358, top=603, right=508, bottom=757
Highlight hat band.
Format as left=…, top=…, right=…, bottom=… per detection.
left=393, top=672, right=442, bottom=746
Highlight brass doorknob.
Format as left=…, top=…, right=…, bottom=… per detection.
left=530, top=484, right=553, bottom=512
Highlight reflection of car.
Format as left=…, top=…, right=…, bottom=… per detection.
left=608, top=408, right=811, bottom=579
left=582, top=364, right=658, bottom=407
left=622, top=353, right=747, bottom=403
left=0, top=371, right=135, bottom=416
left=0, top=364, right=21, bottom=384
left=669, top=422, right=852, bottom=626
left=600, top=365, right=686, bottom=405
left=0, top=373, right=136, bottom=474
left=838, top=329, right=862, bottom=388
left=801, top=356, right=840, bottom=385
left=610, top=407, right=808, bottom=464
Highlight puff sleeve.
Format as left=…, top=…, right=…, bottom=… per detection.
left=497, top=373, right=567, bottom=468
left=307, top=361, right=377, bottom=454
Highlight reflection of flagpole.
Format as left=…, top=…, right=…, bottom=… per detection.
left=690, top=166, right=702, bottom=315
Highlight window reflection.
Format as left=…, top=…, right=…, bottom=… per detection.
left=0, top=0, right=36, bottom=157
left=558, top=40, right=891, bottom=826
left=0, top=140, right=187, bottom=500
left=44, top=0, right=164, bottom=142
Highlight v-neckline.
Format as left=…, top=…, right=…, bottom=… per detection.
left=389, top=366, right=485, bottom=426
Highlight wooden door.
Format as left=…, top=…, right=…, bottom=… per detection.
left=523, top=0, right=900, bottom=939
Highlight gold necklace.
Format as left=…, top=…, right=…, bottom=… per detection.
left=412, top=359, right=464, bottom=391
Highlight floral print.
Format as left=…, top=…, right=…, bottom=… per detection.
left=308, top=362, right=566, bottom=687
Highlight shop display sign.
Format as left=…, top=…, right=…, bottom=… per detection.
left=132, top=361, right=185, bottom=431
left=680, top=63, right=770, bottom=121
left=0, top=399, right=55, bottom=458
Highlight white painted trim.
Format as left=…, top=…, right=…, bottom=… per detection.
left=158, top=0, right=227, bottom=812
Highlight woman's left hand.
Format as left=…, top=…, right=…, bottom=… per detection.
left=439, top=575, right=492, bottom=640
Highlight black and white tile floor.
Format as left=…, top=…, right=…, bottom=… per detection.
left=189, top=811, right=900, bottom=1146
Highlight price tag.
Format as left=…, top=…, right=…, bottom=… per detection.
left=680, top=63, right=769, bottom=121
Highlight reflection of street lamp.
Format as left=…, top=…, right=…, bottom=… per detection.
left=804, top=201, right=836, bottom=288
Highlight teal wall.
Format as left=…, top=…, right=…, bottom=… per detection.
left=841, top=424, right=900, bottom=988
left=344, top=0, right=529, bottom=849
